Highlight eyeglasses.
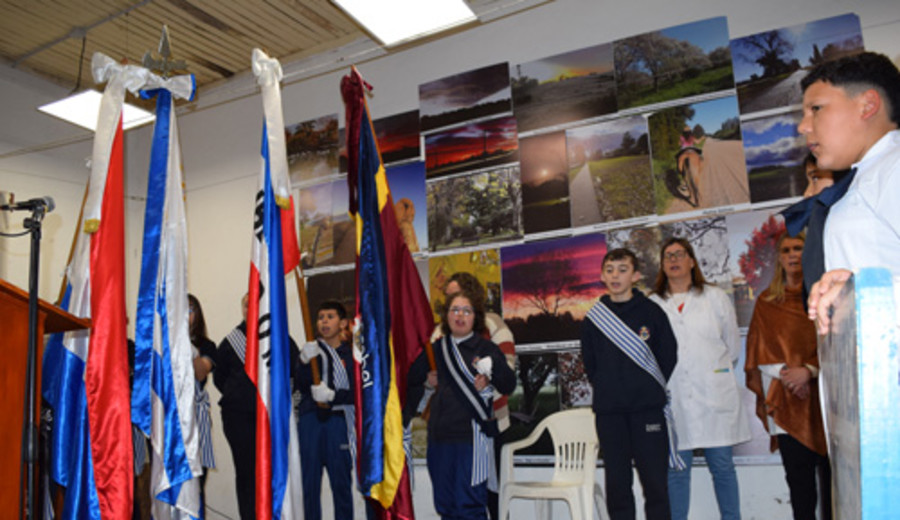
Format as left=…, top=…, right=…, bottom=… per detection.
left=664, top=249, right=688, bottom=261
left=449, top=306, right=474, bottom=316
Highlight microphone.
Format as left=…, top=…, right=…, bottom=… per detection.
left=1, top=196, right=55, bottom=213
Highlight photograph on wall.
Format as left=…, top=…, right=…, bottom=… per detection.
left=510, top=42, right=617, bottom=133
left=519, top=131, right=571, bottom=235
left=504, top=351, right=560, bottom=455
left=426, top=165, right=523, bottom=251
left=418, top=62, right=512, bottom=133
left=501, top=232, right=606, bottom=346
left=298, top=179, right=354, bottom=269
left=649, top=95, right=749, bottom=215
left=424, top=116, right=519, bottom=179
left=614, top=16, right=734, bottom=110
left=558, top=351, right=591, bottom=409
left=731, top=13, right=863, bottom=115
left=658, top=216, right=731, bottom=287
left=742, top=111, right=809, bottom=202
left=605, top=226, right=664, bottom=291
left=385, top=161, right=428, bottom=253
left=375, top=109, right=421, bottom=165
left=286, top=114, right=340, bottom=184
left=428, top=248, right=503, bottom=320
left=305, top=268, right=356, bottom=331
left=727, top=210, right=786, bottom=327
left=566, top=115, right=655, bottom=227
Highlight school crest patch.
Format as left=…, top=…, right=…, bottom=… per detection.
left=639, top=326, right=650, bottom=341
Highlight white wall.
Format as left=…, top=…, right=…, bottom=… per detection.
left=3, top=0, right=899, bottom=518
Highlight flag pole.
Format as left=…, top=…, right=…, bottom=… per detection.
left=292, top=266, right=323, bottom=386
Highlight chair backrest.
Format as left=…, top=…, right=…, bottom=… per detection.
left=540, top=408, right=598, bottom=484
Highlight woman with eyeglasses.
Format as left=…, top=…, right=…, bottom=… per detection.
left=188, top=293, right=217, bottom=507
left=745, top=232, right=830, bottom=520
left=407, top=287, right=516, bottom=519
left=649, top=238, right=751, bottom=520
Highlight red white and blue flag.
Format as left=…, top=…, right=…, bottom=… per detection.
left=342, top=67, right=434, bottom=519
left=246, top=48, right=303, bottom=520
left=131, top=71, right=202, bottom=519
left=41, top=52, right=142, bottom=520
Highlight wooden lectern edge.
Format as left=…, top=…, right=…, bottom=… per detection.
left=0, top=278, right=90, bottom=334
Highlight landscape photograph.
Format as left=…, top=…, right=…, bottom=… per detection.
left=418, top=62, right=512, bottom=133
left=424, top=116, right=519, bottom=178
left=731, top=13, right=863, bottom=115
left=286, top=114, right=340, bottom=184
left=565, top=115, right=655, bottom=227
left=518, top=132, right=571, bottom=235
left=297, top=179, right=355, bottom=269
left=375, top=109, right=421, bottom=165
left=741, top=111, right=808, bottom=202
left=501, top=232, right=606, bottom=346
left=510, top=42, right=617, bottom=133
left=614, top=16, right=734, bottom=110
left=426, top=166, right=522, bottom=251
left=649, top=95, right=749, bottom=215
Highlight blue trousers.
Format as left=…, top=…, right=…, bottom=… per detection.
left=668, top=446, right=740, bottom=520
left=298, top=411, right=354, bottom=520
left=427, top=440, right=488, bottom=520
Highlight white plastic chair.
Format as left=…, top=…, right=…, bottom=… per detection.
left=498, top=407, right=609, bottom=520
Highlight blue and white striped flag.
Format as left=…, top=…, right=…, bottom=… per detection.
left=131, top=70, right=202, bottom=519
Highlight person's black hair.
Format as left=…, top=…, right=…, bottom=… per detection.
left=318, top=300, right=347, bottom=320
left=602, top=248, right=639, bottom=271
left=188, top=293, right=209, bottom=345
left=801, top=51, right=900, bottom=125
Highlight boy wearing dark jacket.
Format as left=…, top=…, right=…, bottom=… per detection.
left=581, top=248, right=678, bottom=520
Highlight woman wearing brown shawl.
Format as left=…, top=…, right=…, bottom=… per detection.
left=745, top=231, right=830, bottom=520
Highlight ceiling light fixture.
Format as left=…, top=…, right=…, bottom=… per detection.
left=38, top=89, right=155, bottom=131
left=332, top=0, right=477, bottom=47
left=36, top=30, right=155, bottom=132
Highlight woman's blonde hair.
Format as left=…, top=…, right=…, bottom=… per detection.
left=763, top=231, right=806, bottom=303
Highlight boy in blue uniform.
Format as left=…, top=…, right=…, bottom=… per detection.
left=581, top=248, right=678, bottom=520
left=297, top=301, right=355, bottom=520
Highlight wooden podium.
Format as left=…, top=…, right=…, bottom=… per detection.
left=0, top=279, right=90, bottom=517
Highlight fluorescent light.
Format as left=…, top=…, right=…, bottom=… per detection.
left=38, top=90, right=155, bottom=131
left=333, top=0, right=476, bottom=47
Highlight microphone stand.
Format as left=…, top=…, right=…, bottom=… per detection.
left=19, top=205, right=47, bottom=520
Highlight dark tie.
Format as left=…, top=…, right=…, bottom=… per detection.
left=781, top=167, right=857, bottom=237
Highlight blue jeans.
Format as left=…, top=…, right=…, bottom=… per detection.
left=668, top=446, right=740, bottom=520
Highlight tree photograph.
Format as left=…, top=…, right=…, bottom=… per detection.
left=426, top=166, right=523, bottom=251
left=730, top=13, right=863, bottom=115
left=297, top=179, right=355, bottom=269
left=510, top=42, right=617, bottom=133
left=286, top=113, right=340, bottom=184
left=614, top=17, right=734, bottom=109
left=565, top=115, right=655, bottom=227
left=504, top=352, right=560, bottom=455
left=501, top=233, right=606, bottom=345
left=726, top=210, right=785, bottom=326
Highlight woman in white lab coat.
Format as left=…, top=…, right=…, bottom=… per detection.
left=649, top=237, right=751, bottom=520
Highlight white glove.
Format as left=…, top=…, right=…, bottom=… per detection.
left=311, top=382, right=336, bottom=403
left=300, top=341, right=322, bottom=364
left=474, top=356, right=493, bottom=379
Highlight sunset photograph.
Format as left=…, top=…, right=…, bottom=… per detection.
left=418, top=62, right=512, bottom=132
left=501, top=232, right=606, bottom=345
left=425, top=116, right=519, bottom=178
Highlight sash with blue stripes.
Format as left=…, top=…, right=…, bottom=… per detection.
left=194, top=380, right=215, bottom=468
left=317, top=340, right=358, bottom=472
left=439, top=336, right=497, bottom=489
left=585, top=301, right=686, bottom=470
left=226, top=327, right=247, bottom=364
